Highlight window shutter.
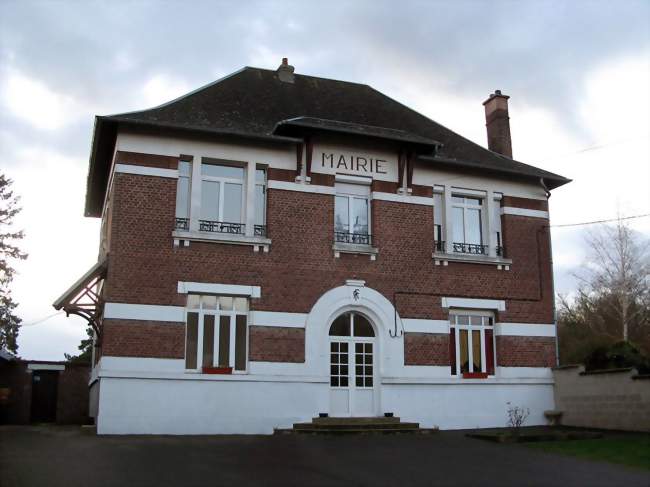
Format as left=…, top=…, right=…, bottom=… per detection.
left=485, top=329, right=495, bottom=375
left=234, top=315, right=247, bottom=371
left=449, top=327, right=456, bottom=375
left=185, top=312, right=199, bottom=370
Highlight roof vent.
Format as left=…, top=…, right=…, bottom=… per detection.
left=277, top=57, right=295, bottom=84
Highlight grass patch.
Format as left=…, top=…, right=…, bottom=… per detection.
left=528, top=434, right=650, bottom=470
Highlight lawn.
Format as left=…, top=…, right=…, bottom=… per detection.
left=528, top=434, right=650, bottom=471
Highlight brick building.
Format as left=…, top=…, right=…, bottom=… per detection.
left=0, top=353, right=90, bottom=425
left=55, top=59, right=570, bottom=434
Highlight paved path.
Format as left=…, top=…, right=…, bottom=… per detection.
left=1, top=426, right=648, bottom=487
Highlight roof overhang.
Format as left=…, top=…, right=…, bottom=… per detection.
left=418, top=155, right=571, bottom=190
left=273, top=116, right=443, bottom=150
left=53, top=259, right=107, bottom=340
left=85, top=117, right=302, bottom=218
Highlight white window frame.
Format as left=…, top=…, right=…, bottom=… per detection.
left=199, top=161, right=245, bottom=224
left=254, top=166, right=267, bottom=228
left=433, top=192, right=444, bottom=248
left=175, top=160, right=192, bottom=223
left=451, top=194, right=484, bottom=247
left=450, top=310, right=495, bottom=377
left=184, top=295, right=249, bottom=373
left=335, top=183, right=371, bottom=239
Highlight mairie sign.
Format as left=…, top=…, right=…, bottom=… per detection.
left=320, top=152, right=388, bottom=175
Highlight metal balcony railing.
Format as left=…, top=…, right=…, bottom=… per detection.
left=199, top=220, right=245, bottom=235
left=452, top=242, right=488, bottom=255
left=334, top=232, right=373, bottom=246
left=175, top=218, right=190, bottom=231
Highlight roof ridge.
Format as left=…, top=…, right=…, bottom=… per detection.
left=246, top=66, right=373, bottom=88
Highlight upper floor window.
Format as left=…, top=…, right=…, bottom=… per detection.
left=492, top=201, right=503, bottom=256
left=173, top=158, right=268, bottom=241
left=200, top=162, right=245, bottom=234
left=433, top=193, right=444, bottom=252
left=254, top=168, right=266, bottom=236
left=450, top=312, right=495, bottom=378
left=175, top=160, right=192, bottom=230
left=335, top=182, right=371, bottom=245
left=451, top=195, right=485, bottom=254
left=185, top=294, right=248, bottom=373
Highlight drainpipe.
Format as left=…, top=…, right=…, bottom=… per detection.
left=540, top=178, right=560, bottom=367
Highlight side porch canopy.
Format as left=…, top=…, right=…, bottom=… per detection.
left=53, top=260, right=107, bottom=340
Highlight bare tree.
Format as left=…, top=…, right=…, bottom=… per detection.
left=558, top=217, right=649, bottom=358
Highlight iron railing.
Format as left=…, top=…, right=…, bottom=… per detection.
left=452, top=242, right=488, bottom=255
left=254, top=225, right=267, bottom=237
left=334, top=232, right=373, bottom=246
left=199, top=220, right=245, bottom=235
left=175, top=218, right=190, bottom=231
left=437, top=240, right=504, bottom=257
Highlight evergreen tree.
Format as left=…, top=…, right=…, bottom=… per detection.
left=0, top=174, right=27, bottom=354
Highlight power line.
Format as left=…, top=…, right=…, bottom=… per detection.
left=20, top=311, right=64, bottom=327
left=538, top=133, right=650, bottom=163
left=551, top=213, right=650, bottom=228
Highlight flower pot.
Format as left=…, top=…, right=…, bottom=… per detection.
left=202, top=366, right=232, bottom=374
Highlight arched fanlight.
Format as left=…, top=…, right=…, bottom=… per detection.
left=329, top=312, right=375, bottom=337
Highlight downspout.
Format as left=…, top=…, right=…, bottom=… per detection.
left=540, top=177, right=560, bottom=367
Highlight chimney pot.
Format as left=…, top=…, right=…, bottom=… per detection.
left=483, top=90, right=512, bottom=158
left=277, top=57, right=295, bottom=83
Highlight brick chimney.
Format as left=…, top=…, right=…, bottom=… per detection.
left=277, top=57, right=295, bottom=84
left=483, top=90, right=512, bottom=158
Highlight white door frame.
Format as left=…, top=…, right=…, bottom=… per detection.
left=328, top=311, right=379, bottom=417
left=304, top=282, right=407, bottom=417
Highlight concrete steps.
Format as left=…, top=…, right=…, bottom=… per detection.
left=275, top=417, right=439, bottom=435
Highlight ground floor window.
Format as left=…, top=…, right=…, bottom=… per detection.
left=450, top=311, right=495, bottom=377
left=184, top=294, right=248, bottom=372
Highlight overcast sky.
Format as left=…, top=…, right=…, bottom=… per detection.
left=1, top=0, right=649, bottom=360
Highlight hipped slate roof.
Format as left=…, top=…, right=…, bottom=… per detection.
left=85, top=66, right=570, bottom=216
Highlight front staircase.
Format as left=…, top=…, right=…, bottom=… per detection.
left=275, top=416, right=438, bottom=435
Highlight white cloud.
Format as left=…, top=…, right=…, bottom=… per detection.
left=141, top=74, right=191, bottom=108
left=6, top=146, right=100, bottom=359
left=1, top=68, right=87, bottom=130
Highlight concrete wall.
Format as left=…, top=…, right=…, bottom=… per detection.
left=553, top=366, right=650, bottom=432
left=96, top=375, right=554, bottom=434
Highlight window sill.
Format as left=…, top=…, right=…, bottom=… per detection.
left=333, top=242, right=379, bottom=261
left=432, top=251, right=512, bottom=270
left=172, top=230, right=271, bottom=252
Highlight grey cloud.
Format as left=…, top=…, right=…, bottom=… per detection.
left=2, top=1, right=648, bottom=132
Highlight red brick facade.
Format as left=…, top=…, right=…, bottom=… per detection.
left=102, top=320, right=185, bottom=358
left=496, top=336, right=556, bottom=367
left=404, top=333, right=450, bottom=366
left=99, top=154, right=556, bottom=368
left=249, top=326, right=305, bottom=363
